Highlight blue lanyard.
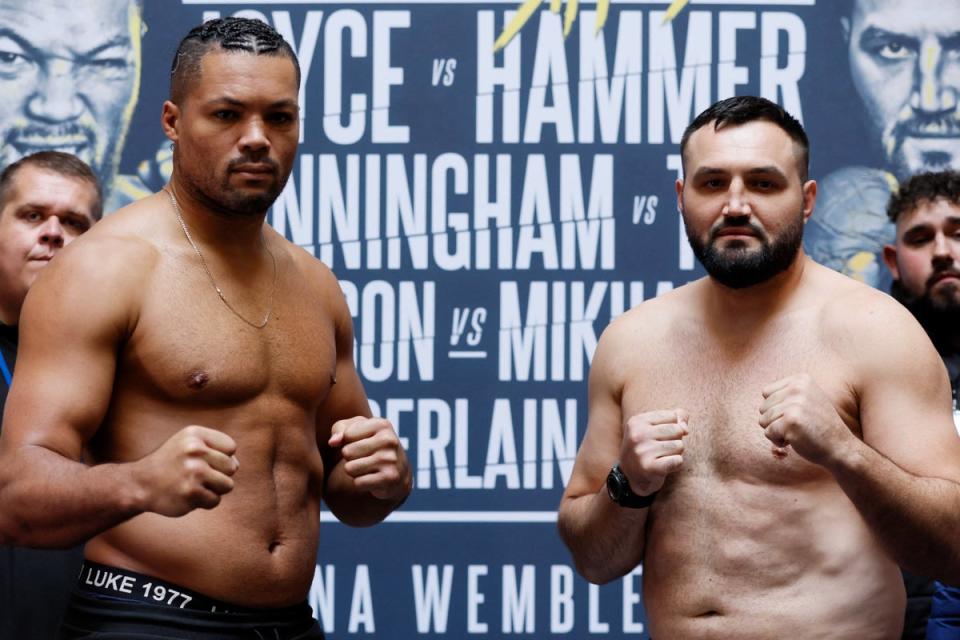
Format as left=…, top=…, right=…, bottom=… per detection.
left=0, top=349, right=11, bottom=387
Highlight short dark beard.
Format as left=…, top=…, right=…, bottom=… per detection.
left=175, top=152, right=287, bottom=219
left=890, top=279, right=960, bottom=350
left=686, top=211, right=804, bottom=289
left=218, top=156, right=285, bottom=215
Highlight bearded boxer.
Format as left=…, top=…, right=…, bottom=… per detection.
left=559, top=96, right=960, bottom=639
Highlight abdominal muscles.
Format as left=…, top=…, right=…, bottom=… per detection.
left=86, top=414, right=326, bottom=608
left=641, top=476, right=904, bottom=639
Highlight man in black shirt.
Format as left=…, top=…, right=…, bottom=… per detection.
left=0, top=152, right=101, bottom=638
left=883, top=170, right=960, bottom=639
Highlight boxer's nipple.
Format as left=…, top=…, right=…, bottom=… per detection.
left=186, top=370, right=210, bottom=390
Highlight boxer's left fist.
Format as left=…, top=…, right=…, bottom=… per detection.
left=758, top=374, right=852, bottom=466
left=329, top=417, right=412, bottom=501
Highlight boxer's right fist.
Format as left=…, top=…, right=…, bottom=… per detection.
left=618, top=409, right=689, bottom=496
left=133, top=426, right=239, bottom=517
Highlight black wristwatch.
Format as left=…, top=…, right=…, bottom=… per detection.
left=606, top=464, right=657, bottom=508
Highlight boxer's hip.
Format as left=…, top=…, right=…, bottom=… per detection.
left=60, top=560, right=324, bottom=639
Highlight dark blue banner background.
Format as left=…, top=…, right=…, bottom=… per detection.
left=20, top=0, right=948, bottom=636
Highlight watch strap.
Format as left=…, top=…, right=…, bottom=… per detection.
left=607, top=464, right=657, bottom=508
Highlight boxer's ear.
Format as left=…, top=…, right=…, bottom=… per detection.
left=161, top=101, right=181, bottom=144
left=882, top=244, right=901, bottom=282
left=801, top=180, right=817, bottom=222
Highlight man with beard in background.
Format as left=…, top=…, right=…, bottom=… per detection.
left=0, top=0, right=150, bottom=212
left=883, top=170, right=960, bottom=639
left=559, top=96, right=960, bottom=639
left=806, top=0, right=960, bottom=290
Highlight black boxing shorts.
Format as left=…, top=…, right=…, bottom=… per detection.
left=59, top=560, right=325, bottom=639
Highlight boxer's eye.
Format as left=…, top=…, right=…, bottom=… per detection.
left=266, top=111, right=295, bottom=125
left=88, top=57, right=127, bottom=71
left=904, top=231, right=932, bottom=246
left=64, top=217, right=91, bottom=232
left=859, top=29, right=917, bottom=63
left=0, top=39, right=31, bottom=75
left=878, top=41, right=912, bottom=60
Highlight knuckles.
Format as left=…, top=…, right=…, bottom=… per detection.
left=378, top=467, right=401, bottom=484
left=181, top=425, right=202, bottom=438
left=781, top=405, right=800, bottom=424
left=624, top=414, right=651, bottom=432
left=182, top=458, right=206, bottom=477
left=181, top=437, right=207, bottom=457
left=376, top=448, right=399, bottom=464
left=335, top=417, right=398, bottom=443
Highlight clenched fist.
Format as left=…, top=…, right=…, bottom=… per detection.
left=619, top=409, right=689, bottom=496
left=759, top=374, right=852, bottom=466
left=132, top=426, right=239, bottom=517
left=329, top=417, right=411, bottom=501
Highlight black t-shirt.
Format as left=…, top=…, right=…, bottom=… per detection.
left=0, top=322, right=17, bottom=413
left=0, top=323, right=84, bottom=640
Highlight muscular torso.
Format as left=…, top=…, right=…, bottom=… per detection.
left=83, top=209, right=338, bottom=607
left=626, top=285, right=904, bottom=638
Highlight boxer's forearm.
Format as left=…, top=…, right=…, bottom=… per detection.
left=0, top=445, right=143, bottom=548
left=557, top=487, right=648, bottom=584
left=826, top=440, right=960, bottom=583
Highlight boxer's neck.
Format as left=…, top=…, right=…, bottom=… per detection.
left=702, top=250, right=809, bottom=329
left=164, top=176, right=269, bottom=252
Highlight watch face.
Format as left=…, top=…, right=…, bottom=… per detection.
left=606, top=468, right=622, bottom=502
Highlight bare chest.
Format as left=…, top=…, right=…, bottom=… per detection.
left=121, top=259, right=337, bottom=408
left=622, top=325, right=860, bottom=484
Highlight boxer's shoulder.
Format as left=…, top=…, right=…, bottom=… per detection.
left=607, top=278, right=698, bottom=334
left=810, top=263, right=942, bottom=384
left=815, top=263, right=921, bottom=340
left=269, top=237, right=351, bottom=330
left=63, top=194, right=172, bottom=271
left=29, top=220, right=157, bottom=311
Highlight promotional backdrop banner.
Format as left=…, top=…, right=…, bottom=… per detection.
left=7, top=0, right=959, bottom=636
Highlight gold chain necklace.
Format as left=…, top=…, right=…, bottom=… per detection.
left=164, top=187, right=277, bottom=329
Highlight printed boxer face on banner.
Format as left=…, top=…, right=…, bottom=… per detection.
left=845, top=0, right=960, bottom=178
left=678, top=119, right=815, bottom=289
left=163, top=51, right=299, bottom=217
left=0, top=166, right=97, bottom=314
left=885, top=198, right=960, bottom=313
left=0, top=0, right=142, bottom=198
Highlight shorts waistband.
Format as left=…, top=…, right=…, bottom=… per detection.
left=76, top=560, right=254, bottom=614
